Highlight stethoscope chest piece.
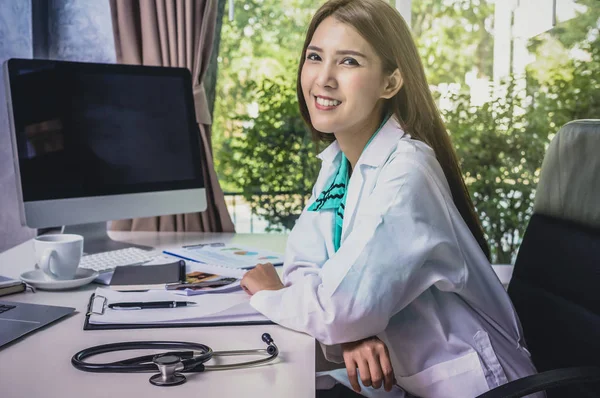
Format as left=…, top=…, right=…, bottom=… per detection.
left=150, top=354, right=186, bottom=386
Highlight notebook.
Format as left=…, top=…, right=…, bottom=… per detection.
left=0, top=276, right=26, bottom=298
left=109, top=260, right=186, bottom=291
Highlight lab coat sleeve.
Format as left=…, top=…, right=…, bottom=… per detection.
left=280, top=166, right=333, bottom=286
left=281, top=209, right=328, bottom=286
left=250, top=156, right=467, bottom=345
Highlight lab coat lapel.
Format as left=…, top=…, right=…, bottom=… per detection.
left=315, top=141, right=344, bottom=193
left=341, top=165, right=365, bottom=240
left=341, top=118, right=405, bottom=242
left=315, top=141, right=343, bottom=255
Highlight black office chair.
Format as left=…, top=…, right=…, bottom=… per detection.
left=476, top=120, right=600, bottom=398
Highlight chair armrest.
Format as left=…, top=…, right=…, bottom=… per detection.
left=475, top=367, right=600, bottom=398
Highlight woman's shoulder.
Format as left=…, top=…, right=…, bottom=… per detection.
left=379, top=136, right=452, bottom=197
left=385, top=136, right=441, bottom=175
left=393, top=134, right=435, bottom=158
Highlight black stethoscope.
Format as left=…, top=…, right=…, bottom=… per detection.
left=71, top=333, right=279, bottom=386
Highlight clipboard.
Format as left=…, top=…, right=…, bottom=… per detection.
left=83, top=293, right=274, bottom=330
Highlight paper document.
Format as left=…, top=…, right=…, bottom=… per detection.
left=163, top=243, right=285, bottom=271
left=89, top=287, right=268, bottom=325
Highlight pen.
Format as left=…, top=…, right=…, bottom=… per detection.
left=108, top=301, right=197, bottom=310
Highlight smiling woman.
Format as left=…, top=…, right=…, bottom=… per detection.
left=239, top=1, right=544, bottom=397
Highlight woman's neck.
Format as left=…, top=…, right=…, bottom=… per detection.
left=335, top=110, right=385, bottom=171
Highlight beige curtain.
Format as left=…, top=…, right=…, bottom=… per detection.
left=108, top=0, right=234, bottom=232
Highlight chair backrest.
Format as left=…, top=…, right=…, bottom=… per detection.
left=508, top=120, right=600, bottom=397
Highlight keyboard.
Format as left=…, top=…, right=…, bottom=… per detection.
left=79, top=248, right=157, bottom=273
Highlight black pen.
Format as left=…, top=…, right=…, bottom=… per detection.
left=108, top=301, right=197, bottom=310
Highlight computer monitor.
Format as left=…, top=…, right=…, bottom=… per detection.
left=3, top=58, right=207, bottom=253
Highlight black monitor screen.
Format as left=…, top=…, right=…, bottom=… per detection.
left=6, top=58, right=204, bottom=202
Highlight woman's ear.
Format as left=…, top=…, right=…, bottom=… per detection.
left=381, top=69, right=403, bottom=99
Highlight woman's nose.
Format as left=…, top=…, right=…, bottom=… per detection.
left=315, top=64, right=336, bottom=88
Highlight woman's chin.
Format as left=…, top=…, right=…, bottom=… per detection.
left=310, top=120, right=336, bottom=135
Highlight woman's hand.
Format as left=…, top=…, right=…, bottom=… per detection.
left=240, top=263, right=284, bottom=295
left=342, top=336, right=395, bottom=393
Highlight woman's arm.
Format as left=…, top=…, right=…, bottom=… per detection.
left=248, top=157, right=467, bottom=345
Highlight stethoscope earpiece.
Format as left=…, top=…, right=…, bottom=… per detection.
left=262, top=333, right=278, bottom=355
left=261, top=333, right=273, bottom=345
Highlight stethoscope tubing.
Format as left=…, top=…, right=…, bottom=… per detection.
left=72, top=341, right=213, bottom=373
left=71, top=340, right=278, bottom=373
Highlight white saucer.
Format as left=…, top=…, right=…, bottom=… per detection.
left=20, top=268, right=99, bottom=291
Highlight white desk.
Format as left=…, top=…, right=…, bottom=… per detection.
left=0, top=232, right=315, bottom=398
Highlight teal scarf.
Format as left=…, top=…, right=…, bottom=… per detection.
left=307, top=115, right=390, bottom=251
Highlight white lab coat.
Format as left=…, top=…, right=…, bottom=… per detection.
left=250, top=117, right=543, bottom=398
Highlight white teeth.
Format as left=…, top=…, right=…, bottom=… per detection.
left=316, top=97, right=341, bottom=107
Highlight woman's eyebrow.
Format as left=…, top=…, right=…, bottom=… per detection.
left=306, top=45, right=367, bottom=58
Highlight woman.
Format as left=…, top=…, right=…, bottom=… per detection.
left=241, top=0, right=542, bottom=397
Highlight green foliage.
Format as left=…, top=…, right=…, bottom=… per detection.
left=443, top=79, right=547, bottom=264
left=412, top=0, right=495, bottom=85
left=437, top=0, right=599, bottom=263
left=444, top=22, right=600, bottom=263
left=535, top=0, right=599, bottom=50
left=218, top=75, right=320, bottom=231
left=212, top=0, right=317, bottom=192
left=526, top=0, right=600, bottom=88
left=527, top=37, right=600, bottom=131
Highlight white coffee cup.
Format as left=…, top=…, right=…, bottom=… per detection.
left=34, top=234, right=84, bottom=280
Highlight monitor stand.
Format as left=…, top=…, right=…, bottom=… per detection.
left=62, top=222, right=153, bottom=255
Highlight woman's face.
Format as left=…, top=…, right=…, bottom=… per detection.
left=301, top=17, right=390, bottom=137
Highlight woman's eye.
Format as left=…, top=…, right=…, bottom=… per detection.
left=306, top=53, right=321, bottom=61
left=342, top=57, right=359, bottom=66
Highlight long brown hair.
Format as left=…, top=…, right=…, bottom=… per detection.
left=296, top=0, right=490, bottom=259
